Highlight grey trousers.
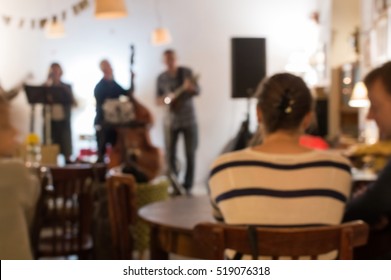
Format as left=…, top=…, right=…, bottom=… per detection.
left=165, top=123, right=198, bottom=190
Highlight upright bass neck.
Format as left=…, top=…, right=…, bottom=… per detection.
left=127, top=44, right=153, bottom=126
left=128, top=44, right=135, bottom=99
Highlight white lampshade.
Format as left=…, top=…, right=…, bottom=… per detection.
left=46, top=19, right=66, bottom=38
left=151, top=28, right=172, bottom=45
left=349, top=81, right=370, bottom=108
left=95, top=0, right=127, bottom=19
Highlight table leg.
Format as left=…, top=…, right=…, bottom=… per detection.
left=150, top=225, right=169, bottom=260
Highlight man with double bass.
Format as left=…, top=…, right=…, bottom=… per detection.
left=94, top=59, right=128, bottom=163
left=156, top=49, right=200, bottom=194
left=94, top=56, right=162, bottom=182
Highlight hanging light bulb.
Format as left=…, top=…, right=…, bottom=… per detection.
left=46, top=16, right=66, bottom=38
left=151, top=0, right=172, bottom=46
left=151, top=28, right=172, bottom=45
left=349, top=81, right=370, bottom=108
left=95, top=0, right=128, bottom=19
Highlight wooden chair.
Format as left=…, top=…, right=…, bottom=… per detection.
left=106, top=173, right=137, bottom=259
left=88, top=162, right=111, bottom=260
left=30, top=166, right=50, bottom=259
left=35, top=165, right=95, bottom=259
left=92, top=163, right=108, bottom=185
left=194, top=221, right=369, bottom=260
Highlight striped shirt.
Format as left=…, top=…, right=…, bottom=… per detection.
left=209, top=148, right=352, bottom=259
left=209, top=148, right=351, bottom=259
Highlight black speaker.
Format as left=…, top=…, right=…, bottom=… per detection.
left=307, top=98, right=328, bottom=137
left=314, top=99, right=328, bottom=137
left=231, top=38, right=266, bottom=98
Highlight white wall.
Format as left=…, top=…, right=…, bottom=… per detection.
left=0, top=0, right=319, bottom=187
left=330, top=0, right=360, bottom=67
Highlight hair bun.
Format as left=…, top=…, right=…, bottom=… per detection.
left=278, top=89, right=295, bottom=114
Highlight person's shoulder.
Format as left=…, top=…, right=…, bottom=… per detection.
left=61, top=82, right=72, bottom=88
left=210, top=149, right=251, bottom=170
left=61, top=82, right=73, bottom=95
left=94, top=79, right=106, bottom=92
left=113, top=80, right=126, bottom=91
left=179, top=66, right=191, bottom=71
left=179, top=66, right=193, bottom=73
left=0, top=158, right=28, bottom=176
left=310, top=150, right=352, bottom=167
left=94, top=78, right=104, bottom=87
left=0, top=158, right=25, bottom=167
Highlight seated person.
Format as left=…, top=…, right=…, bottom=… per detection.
left=344, top=62, right=391, bottom=226
left=209, top=73, right=352, bottom=259
left=0, top=96, right=40, bottom=259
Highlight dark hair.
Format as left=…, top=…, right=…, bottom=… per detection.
left=364, top=61, right=391, bottom=95
left=50, top=62, right=61, bottom=68
left=256, top=73, right=313, bottom=133
left=48, top=62, right=63, bottom=78
left=163, top=49, right=175, bottom=56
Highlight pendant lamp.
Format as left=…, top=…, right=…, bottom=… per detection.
left=151, top=0, right=171, bottom=45
left=349, top=81, right=370, bottom=108
left=151, top=28, right=172, bottom=45
left=95, top=0, right=127, bottom=19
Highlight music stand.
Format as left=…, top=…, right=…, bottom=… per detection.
left=24, top=85, right=72, bottom=145
left=25, top=85, right=72, bottom=105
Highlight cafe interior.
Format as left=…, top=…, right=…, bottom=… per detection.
left=1, top=0, right=391, bottom=260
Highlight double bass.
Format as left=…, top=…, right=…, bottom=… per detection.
left=108, top=45, right=163, bottom=182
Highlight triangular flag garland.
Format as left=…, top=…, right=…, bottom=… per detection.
left=0, top=0, right=90, bottom=30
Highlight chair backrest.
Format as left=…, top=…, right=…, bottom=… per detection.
left=194, top=221, right=369, bottom=260
left=92, top=163, right=108, bottom=184
left=37, top=165, right=95, bottom=258
left=91, top=162, right=108, bottom=200
left=30, top=166, right=51, bottom=259
left=107, top=173, right=137, bottom=259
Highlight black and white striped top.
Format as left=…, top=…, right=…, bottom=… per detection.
left=209, top=148, right=352, bottom=227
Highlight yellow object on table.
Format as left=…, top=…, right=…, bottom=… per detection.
left=21, top=133, right=59, bottom=165
left=40, top=144, right=60, bottom=165
left=346, top=141, right=391, bottom=172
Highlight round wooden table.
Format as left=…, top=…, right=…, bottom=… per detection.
left=139, top=171, right=379, bottom=260
left=138, top=195, right=215, bottom=259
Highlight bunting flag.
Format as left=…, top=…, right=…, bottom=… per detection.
left=80, top=0, right=89, bottom=10
left=39, top=18, right=48, bottom=29
left=72, top=3, right=81, bottom=15
left=3, top=15, right=11, bottom=25
left=0, top=0, right=91, bottom=30
left=62, top=11, right=67, bottom=21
